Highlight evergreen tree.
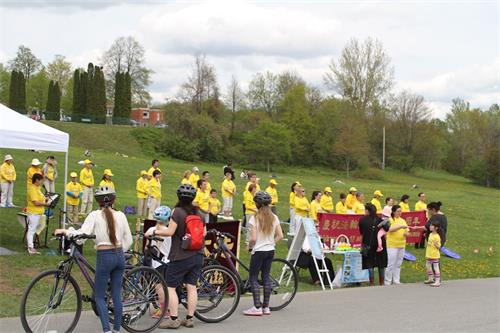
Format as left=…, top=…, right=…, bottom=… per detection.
left=46, top=80, right=54, bottom=113
left=72, top=69, right=80, bottom=114
left=17, top=71, right=26, bottom=112
left=124, top=72, right=131, bottom=118
left=113, top=71, right=123, bottom=122
left=79, top=71, right=87, bottom=115
left=8, top=70, right=18, bottom=110
left=94, top=66, right=107, bottom=122
left=53, top=81, right=61, bottom=117
left=86, top=63, right=96, bottom=116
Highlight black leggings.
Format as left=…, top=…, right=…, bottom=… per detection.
left=249, top=250, right=274, bottom=308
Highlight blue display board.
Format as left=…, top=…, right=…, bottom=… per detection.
left=341, top=252, right=369, bottom=283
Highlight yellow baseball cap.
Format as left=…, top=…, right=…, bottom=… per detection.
left=70, top=172, right=78, bottom=177
left=373, top=190, right=384, bottom=197
left=104, top=169, right=114, bottom=176
left=324, top=186, right=333, bottom=193
left=83, top=159, right=93, bottom=165
left=270, top=179, right=278, bottom=185
left=140, top=170, right=147, bottom=176
left=295, top=181, right=302, bottom=186
left=349, top=187, right=358, bottom=192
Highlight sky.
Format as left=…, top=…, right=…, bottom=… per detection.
left=0, top=0, right=498, bottom=118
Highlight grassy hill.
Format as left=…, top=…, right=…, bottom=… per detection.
left=0, top=121, right=498, bottom=317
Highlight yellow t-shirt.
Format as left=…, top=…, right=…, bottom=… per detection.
left=244, top=190, right=257, bottom=215
left=209, top=197, right=221, bottom=215
left=181, top=178, right=190, bottom=185
left=371, top=198, right=383, bottom=214
left=320, top=195, right=334, bottom=212
left=245, top=182, right=261, bottom=192
left=27, top=167, right=43, bottom=187
left=426, top=233, right=441, bottom=259
left=289, top=192, right=296, bottom=208
left=294, top=196, right=310, bottom=217
left=335, top=201, right=347, bottom=214
left=346, top=193, right=356, bottom=210
left=400, top=201, right=410, bottom=212
left=310, top=200, right=322, bottom=222
left=189, top=173, right=200, bottom=187
left=66, top=181, right=83, bottom=206
left=221, top=179, right=236, bottom=198
left=79, top=168, right=94, bottom=187
left=387, top=217, right=409, bottom=248
left=99, top=179, right=115, bottom=189
left=27, top=185, right=45, bottom=214
left=148, top=178, right=162, bottom=199
left=265, top=186, right=278, bottom=206
left=415, top=200, right=427, bottom=212
left=194, top=189, right=210, bottom=212
left=148, top=167, right=162, bottom=175
left=206, top=182, right=212, bottom=192
left=136, top=177, right=148, bottom=199
left=46, top=165, right=55, bottom=181
left=353, top=200, right=365, bottom=214
left=0, top=162, right=16, bottom=182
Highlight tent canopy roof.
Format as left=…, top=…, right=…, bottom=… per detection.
left=0, top=103, right=69, bottom=153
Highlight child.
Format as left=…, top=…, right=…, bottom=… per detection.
left=425, top=221, right=442, bottom=287
left=208, top=189, right=221, bottom=223
left=244, top=191, right=284, bottom=316
left=65, top=172, right=83, bottom=224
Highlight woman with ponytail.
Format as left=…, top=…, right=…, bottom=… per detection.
left=55, top=185, right=132, bottom=333
left=425, top=201, right=448, bottom=246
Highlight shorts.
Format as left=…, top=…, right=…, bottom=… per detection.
left=155, top=263, right=168, bottom=280
left=223, top=197, right=233, bottom=211
left=165, top=254, right=203, bottom=288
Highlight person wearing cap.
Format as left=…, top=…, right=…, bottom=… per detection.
left=202, top=171, right=212, bottom=192
left=352, top=192, right=366, bottom=215
left=320, top=187, right=334, bottom=213
left=66, top=172, right=83, bottom=223
left=148, top=170, right=162, bottom=219
left=346, top=187, right=358, bottom=212
left=189, top=167, right=200, bottom=187
left=42, top=156, right=58, bottom=193
left=79, top=159, right=95, bottom=215
left=148, top=159, right=162, bottom=176
left=335, top=193, right=348, bottom=214
left=136, top=170, right=149, bottom=218
left=0, top=154, right=16, bottom=208
left=371, top=190, right=384, bottom=214
left=221, top=172, right=236, bottom=218
left=265, top=179, right=279, bottom=215
left=99, top=169, right=115, bottom=189
left=399, top=194, right=411, bottom=212
left=26, top=158, right=43, bottom=189
left=181, top=170, right=191, bottom=185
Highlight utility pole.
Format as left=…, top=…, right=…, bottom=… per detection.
left=382, top=126, right=386, bottom=170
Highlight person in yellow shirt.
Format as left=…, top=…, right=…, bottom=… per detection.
left=0, top=154, right=16, bottom=208
left=147, top=159, right=161, bottom=176
left=244, top=184, right=258, bottom=221
left=320, top=187, right=334, bottom=212
left=26, top=173, right=50, bottom=255
left=189, top=166, right=200, bottom=187
left=399, top=194, right=410, bottom=212
left=208, top=189, right=222, bottom=223
left=346, top=187, right=357, bottom=212
left=385, top=205, right=409, bottom=285
left=414, top=192, right=428, bottom=249
left=148, top=170, right=162, bottom=220
left=245, top=172, right=261, bottom=191
left=136, top=170, right=149, bottom=218
left=181, top=170, right=191, bottom=185
left=42, top=156, right=58, bottom=193
left=202, top=171, right=212, bottom=192
left=289, top=181, right=301, bottom=235
left=66, top=172, right=83, bottom=224
left=425, top=221, right=442, bottom=287
left=221, top=172, right=236, bottom=218
left=293, top=186, right=310, bottom=220
left=371, top=190, right=384, bottom=214
left=265, top=179, right=279, bottom=215
left=194, top=179, right=210, bottom=223
left=310, top=191, right=324, bottom=225
left=79, top=159, right=94, bottom=215
left=352, top=192, right=366, bottom=215
left=99, top=169, right=115, bottom=189
left=335, top=193, right=348, bottom=214
left=27, top=158, right=43, bottom=189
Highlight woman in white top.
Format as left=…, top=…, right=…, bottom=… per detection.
left=55, top=185, right=132, bottom=333
left=244, top=191, right=283, bottom=316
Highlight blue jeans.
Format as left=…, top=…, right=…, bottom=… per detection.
left=95, top=249, right=125, bottom=332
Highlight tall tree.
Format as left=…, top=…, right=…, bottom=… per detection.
left=102, top=36, right=152, bottom=104
left=8, top=70, right=18, bottom=110
left=324, top=37, right=394, bottom=114
left=72, top=70, right=80, bottom=113
left=86, top=63, right=96, bottom=116
left=224, top=75, right=245, bottom=138
left=46, top=55, right=72, bottom=94
left=94, top=66, right=107, bottom=120
left=0, top=63, right=10, bottom=104
left=46, top=80, right=61, bottom=119
left=8, top=45, right=42, bottom=82
left=247, top=71, right=280, bottom=117
left=27, top=69, right=49, bottom=111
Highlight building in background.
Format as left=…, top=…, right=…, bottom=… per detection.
left=130, top=108, right=166, bottom=127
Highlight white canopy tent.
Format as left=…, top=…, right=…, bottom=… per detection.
left=0, top=103, right=70, bottom=242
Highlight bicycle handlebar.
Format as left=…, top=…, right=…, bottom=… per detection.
left=137, top=232, right=164, bottom=242
left=53, top=233, right=96, bottom=241
left=207, top=229, right=236, bottom=240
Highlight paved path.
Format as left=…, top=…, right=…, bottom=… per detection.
left=3, top=278, right=499, bottom=332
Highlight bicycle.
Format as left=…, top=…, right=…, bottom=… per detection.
left=205, top=229, right=298, bottom=311
left=20, top=234, right=168, bottom=333
left=130, top=233, right=241, bottom=323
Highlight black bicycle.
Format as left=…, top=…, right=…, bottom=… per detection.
left=205, top=229, right=298, bottom=311
left=20, top=234, right=168, bottom=333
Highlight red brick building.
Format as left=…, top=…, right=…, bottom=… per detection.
left=130, top=108, right=166, bottom=127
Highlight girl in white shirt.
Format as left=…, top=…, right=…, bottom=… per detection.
left=244, top=191, right=283, bottom=316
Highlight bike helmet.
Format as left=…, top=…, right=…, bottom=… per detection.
left=95, top=185, right=116, bottom=208
left=176, top=184, right=197, bottom=200
left=153, top=206, right=172, bottom=222
left=254, top=190, right=272, bottom=207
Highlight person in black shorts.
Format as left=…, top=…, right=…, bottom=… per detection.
left=145, top=184, right=204, bottom=329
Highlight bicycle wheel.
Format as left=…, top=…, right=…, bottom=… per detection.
left=192, top=264, right=241, bottom=323
left=120, top=266, right=168, bottom=333
left=268, top=258, right=298, bottom=311
left=20, top=269, right=82, bottom=333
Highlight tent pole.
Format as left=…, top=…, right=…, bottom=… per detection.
left=62, top=150, right=69, bottom=254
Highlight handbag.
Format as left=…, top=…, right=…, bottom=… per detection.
left=361, top=218, right=377, bottom=257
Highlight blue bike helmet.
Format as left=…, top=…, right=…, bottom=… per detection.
left=153, top=206, right=172, bottom=222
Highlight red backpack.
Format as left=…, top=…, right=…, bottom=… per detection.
left=181, top=214, right=204, bottom=250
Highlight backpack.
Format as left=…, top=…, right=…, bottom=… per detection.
left=181, top=214, right=204, bottom=251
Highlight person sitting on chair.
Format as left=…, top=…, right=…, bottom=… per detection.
left=296, top=237, right=335, bottom=285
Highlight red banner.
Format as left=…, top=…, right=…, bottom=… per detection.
left=317, top=211, right=427, bottom=247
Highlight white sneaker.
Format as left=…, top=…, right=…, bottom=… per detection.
left=243, top=306, right=263, bottom=316
left=262, top=307, right=271, bottom=315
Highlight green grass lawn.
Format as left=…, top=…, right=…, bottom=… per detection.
left=0, top=121, right=499, bottom=317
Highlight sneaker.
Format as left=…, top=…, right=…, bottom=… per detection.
left=180, top=317, right=194, bottom=328
left=424, top=279, right=434, bottom=284
left=159, top=318, right=180, bottom=329
left=28, top=248, right=40, bottom=255
left=243, top=306, right=263, bottom=316
left=262, top=307, right=271, bottom=315
left=151, top=308, right=169, bottom=319
left=0, top=205, right=6, bottom=208
left=430, top=281, right=441, bottom=287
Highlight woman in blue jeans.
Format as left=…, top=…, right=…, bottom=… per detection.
left=56, top=185, right=133, bottom=333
